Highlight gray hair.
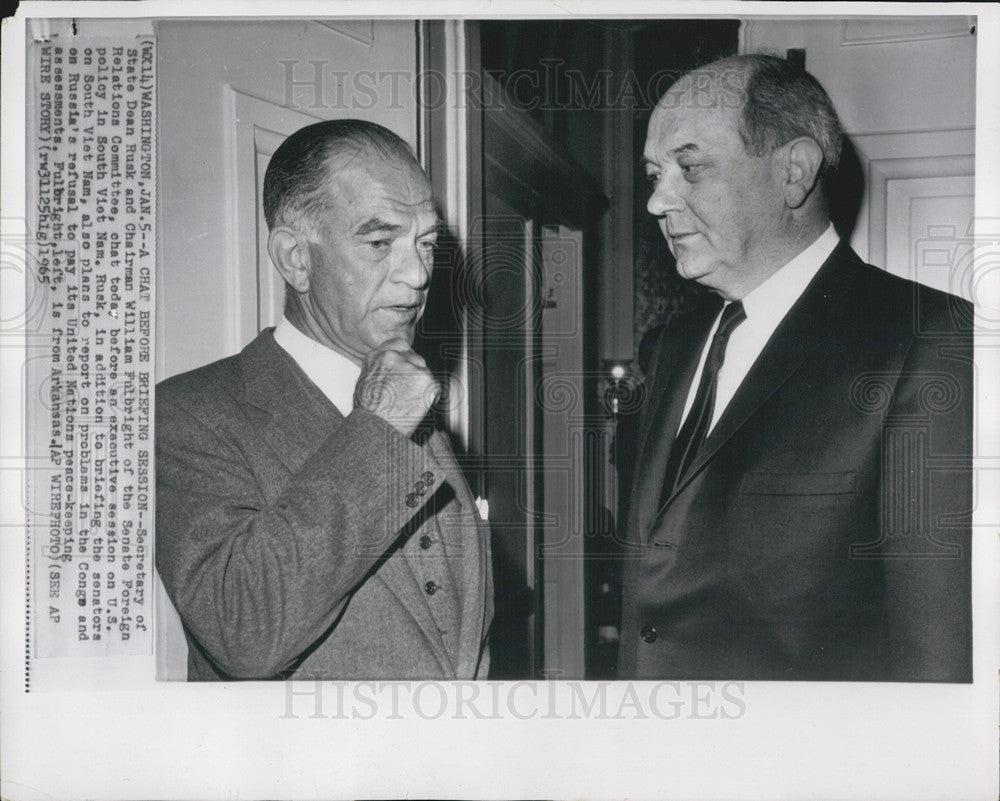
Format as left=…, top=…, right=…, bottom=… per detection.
left=729, top=53, right=844, bottom=175
left=263, top=119, right=417, bottom=237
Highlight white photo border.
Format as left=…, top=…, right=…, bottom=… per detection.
left=2, top=2, right=998, bottom=800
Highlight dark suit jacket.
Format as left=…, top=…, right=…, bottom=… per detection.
left=618, top=244, right=973, bottom=681
left=156, top=330, right=492, bottom=680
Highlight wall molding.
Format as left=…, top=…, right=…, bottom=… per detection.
left=849, top=125, right=974, bottom=144
left=223, top=86, right=323, bottom=352
left=850, top=128, right=974, bottom=269
left=316, top=20, right=374, bottom=47
left=840, top=17, right=975, bottom=47
left=884, top=172, right=975, bottom=296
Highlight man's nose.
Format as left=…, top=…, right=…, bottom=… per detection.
left=647, top=173, right=683, bottom=217
left=394, top=244, right=432, bottom=289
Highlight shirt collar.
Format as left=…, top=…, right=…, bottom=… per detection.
left=741, top=224, right=839, bottom=325
left=272, top=316, right=361, bottom=417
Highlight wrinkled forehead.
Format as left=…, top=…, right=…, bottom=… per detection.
left=645, top=70, right=747, bottom=157
left=328, top=147, right=435, bottom=215
left=658, top=62, right=750, bottom=113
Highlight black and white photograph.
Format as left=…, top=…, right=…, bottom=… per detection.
left=2, top=2, right=998, bottom=799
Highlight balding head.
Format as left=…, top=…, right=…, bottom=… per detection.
left=263, top=119, right=422, bottom=239
left=659, top=54, right=843, bottom=181
left=644, top=54, right=840, bottom=298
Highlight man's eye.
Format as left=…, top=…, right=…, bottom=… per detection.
left=680, top=163, right=704, bottom=175
left=367, top=239, right=391, bottom=251
left=418, top=240, right=436, bottom=251
left=645, top=171, right=659, bottom=184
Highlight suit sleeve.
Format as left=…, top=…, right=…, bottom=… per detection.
left=156, top=396, right=441, bottom=679
left=879, top=297, right=973, bottom=682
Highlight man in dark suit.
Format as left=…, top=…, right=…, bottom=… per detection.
left=618, top=54, right=973, bottom=681
left=156, top=120, right=492, bottom=680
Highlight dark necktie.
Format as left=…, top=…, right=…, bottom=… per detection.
left=660, top=300, right=747, bottom=504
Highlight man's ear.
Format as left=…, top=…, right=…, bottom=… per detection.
left=779, top=137, right=824, bottom=209
left=267, top=226, right=312, bottom=295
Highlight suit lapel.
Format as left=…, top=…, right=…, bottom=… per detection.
left=661, top=245, right=853, bottom=507
left=239, top=331, right=458, bottom=675
left=629, top=295, right=723, bottom=542
left=240, top=330, right=345, bottom=474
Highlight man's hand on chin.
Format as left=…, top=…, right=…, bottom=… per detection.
left=354, top=338, right=440, bottom=437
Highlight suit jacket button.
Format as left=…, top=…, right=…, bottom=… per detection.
left=413, top=480, right=426, bottom=495
left=422, top=471, right=435, bottom=485
left=419, top=535, right=433, bottom=550
left=640, top=625, right=658, bottom=643
left=405, top=493, right=419, bottom=508
left=424, top=580, right=438, bottom=595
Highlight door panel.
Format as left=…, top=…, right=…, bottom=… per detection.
left=539, top=225, right=586, bottom=679
left=480, top=200, right=539, bottom=678
left=888, top=175, right=975, bottom=298
left=227, top=88, right=326, bottom=342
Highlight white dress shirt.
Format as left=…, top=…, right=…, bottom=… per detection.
left=273, top=316, right=361, bottom=417
left=678, top=224, right=840, bottom=435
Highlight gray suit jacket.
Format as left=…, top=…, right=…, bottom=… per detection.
left=156, top=330, right=492, bottom=680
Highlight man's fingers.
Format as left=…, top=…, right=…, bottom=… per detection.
left=375, top=337, right=412, bottom=353
left=366, top=340, right=427, bottom=370
left=423, top=375, right=443, bottom=403
left=373, top=337, right=413, bottom=353
left=354, top=339, right=440, bottom=436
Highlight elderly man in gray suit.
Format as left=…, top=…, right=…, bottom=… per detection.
left=156, top=120, right=492, bottom=681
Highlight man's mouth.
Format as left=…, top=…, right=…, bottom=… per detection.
left=659, top=220, right=697, bottom=242
left=383, top=303, right=422, bottom=316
